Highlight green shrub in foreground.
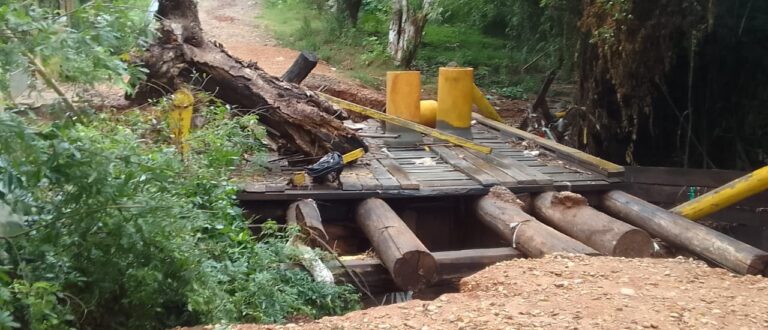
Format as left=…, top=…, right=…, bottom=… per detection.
left=0, top=105, right=360, bottom=329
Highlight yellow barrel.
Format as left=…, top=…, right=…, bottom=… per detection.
left=386, top=71, right=421, bottom=123
left=419, top=100, right=438, bottom=128
left=437, top=67, right=474, bottom=130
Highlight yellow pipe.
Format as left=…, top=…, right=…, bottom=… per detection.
left=169, top=88, right=194, bottom=155
left=472, top=84, right=503, bottom=122
left=386, top=71, right=421, bottom=123
left=419, top=100, right=437, bottom=128
left=437, top=67, right=473, bottom=129
left=671, top=166, right=768, bottom=220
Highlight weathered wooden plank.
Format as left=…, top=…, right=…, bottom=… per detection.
left=474, top=113, right=625, bottom=178
left=626, top=166, right=747, bottom=188
left=340, top=168, right=363, bottom=191
left=379, top=158, right=420, bottom=190
left=467, top=150, right=553, bottom=185
left=243, top=183, right=267, bottom=193
left=549, top=172, right=607, bottom=182
left=421, top=179, right=481, bottom=188
left=369, top=160, right=401, bottom=190
left=453, top=148, right=519, bottom=186
left=432, top=146, right=499, bottom=186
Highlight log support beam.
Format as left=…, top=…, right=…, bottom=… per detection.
left=474, top=187, right=599, bottom=257
left=532, top=191, right=653, bottom=257
left=355, top=198, right=437, bottom=291
left=286, top=199, right=333, bottom=283
left=332, top=248, right=523, bottom=294
left=601, top=190, right=768, bottom=275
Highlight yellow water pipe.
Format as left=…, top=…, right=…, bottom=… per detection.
left=472, top=84, right=503, bottom=122
left=437, top=67, right=474, bottom=130
left=671, top=166, right=768, bottom=220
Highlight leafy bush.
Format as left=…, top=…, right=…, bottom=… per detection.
left=0, top=0, right=153, bottom=99
left=0, top=100, right=360, bottom=329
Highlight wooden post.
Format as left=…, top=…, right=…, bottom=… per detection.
left=532, top=192, right=653, bottom=257
left=601, top=190, right=768, bottom=275
left=286, top=199, right=328, bottom=244
left=475, top=187, right=599, bottom=257
left=355, top=198, right=437, bottom=291
left=281, top=52, right=318, bottom=84
left=285, top=200, right=333, bottom=283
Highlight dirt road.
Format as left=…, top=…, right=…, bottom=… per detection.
left=228, top=254, right=768, bottom=330
left=198, top=0, right=335, bottom=77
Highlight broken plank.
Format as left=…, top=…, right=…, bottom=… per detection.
left=432, top=146, right=499, bottom=187
left=379, top=158, right=421, bottom=190
left=369, top=160, right=401, bottom=190
left=466, top=150, right=553, bottom=185
left=453, top=148, right=519, bottom=186
left=340, top=168, right=363, bottom=191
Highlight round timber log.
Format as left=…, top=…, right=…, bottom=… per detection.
left=355, top=198, right=437, bottom=291
left=532, top=191, right=653, bottom=257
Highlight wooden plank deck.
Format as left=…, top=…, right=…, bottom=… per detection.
left=237, top=118, right=625, bottom=201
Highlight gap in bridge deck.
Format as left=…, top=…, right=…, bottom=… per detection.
left=241, top=196, right=509, bottom=255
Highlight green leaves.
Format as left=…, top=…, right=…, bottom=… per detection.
left=0, top=98, right=358, bottom=329
left=0, top=0, right=154, bottom=100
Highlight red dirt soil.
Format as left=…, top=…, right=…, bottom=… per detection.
left=211, top=254, right=768, bottom=330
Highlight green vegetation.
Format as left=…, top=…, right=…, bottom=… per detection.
left=260, top=0, right=572, bottom=97
left=0, top=100, right=360, bottom=329
left=1, top=2, right=360, bottom=329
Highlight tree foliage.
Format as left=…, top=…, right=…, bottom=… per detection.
left=0, top=99, right=359, bottom=329
left=0, top=0, right=153, bottom=102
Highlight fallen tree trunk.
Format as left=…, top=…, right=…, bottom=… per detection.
left=355, top=198, right=437, bottom=291
left=601, top=190, right=768, bottom=275
left=532, top=192, right=653, bottom=258
left=475, top=187, right=599, bottom=257
left=133, top=0, right=365, bottom=158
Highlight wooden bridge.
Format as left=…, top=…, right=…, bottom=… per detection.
left=237, top=110, right=768, bottom=301
left=238, top=114, right=623, bottom=201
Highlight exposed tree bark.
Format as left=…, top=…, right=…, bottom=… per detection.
left=132, top=0, right=366, bottom=158
left=388, top=0, right=432, bottom=68
left=355, top=198, right=437, bottom=291
left=532, top=191, right=653, bottom=257
left=474, top=187, right=599, bottom=258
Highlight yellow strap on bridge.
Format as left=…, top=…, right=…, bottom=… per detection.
left=317, top=92, right=492, bottom=154
left=671, top=166, right=768, bottom=221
